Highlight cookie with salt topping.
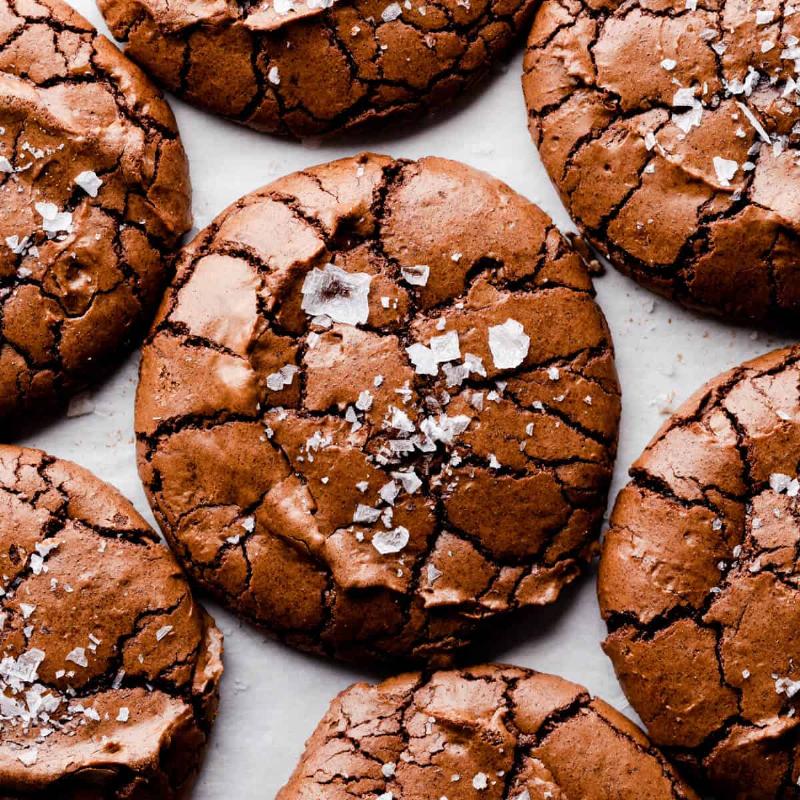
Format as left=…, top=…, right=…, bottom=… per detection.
left=278, top=664, right=699, bottom=800
left=523, top=0, right=800, bottom=326
left=0, top=445, right=222, bottom=799
left=599, top=345, right=800, bottom=797
left=135, top=153, right=621, bottom=664
left=0, top=0, right=191, bottom=422
left=97, top=0, right=537, bottom=137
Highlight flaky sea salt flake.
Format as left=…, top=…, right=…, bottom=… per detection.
left=406, top=342, right=437, bottom=375
left=75, top=170, right=103, bottom=197
left=155, top=625, right=173, bottom=642
left=427, top=563, right=443, bottom=584
left=430, top=330, right=460, bottom=363
left=35, top=202, right=73, bottom=236
left=401, top=264, right=429, bottom=286
left=770, top=472, right=794, bottom=493
left=488, top=318, right=529, bottom=369
left=736, top=101, right=772, bottom=143
left=356, top=389, right=373, bottom=411
left=301, top=264, right=372, bottom=326
left=392, top=469, right=422, bottom=494
left=756, top=8, right=774, bottom=24
left=66, top=647, right=88, bottom=668
left=266, top=364, right=299, bottom=391
left=354, top=504, right=381, bottom=524
left=472, top=773, right=488, bottom=790
left=381, top=1, right=402, bottom=20
left=372, top=526, right=410, bottom=554
left=713, top=156, right=738, bottom=186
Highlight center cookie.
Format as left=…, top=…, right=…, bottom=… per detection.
left=522, top=0, right=800, bottom=325
left=0, top=446, right=222, bottom=799
left=0, top=0, right=191, bottom=421
left=135, top=153, right=621, bottom=664
left=278, top=664, right=698, bottom=800
left=599, top=346, right=800, bottom=798
left=97, top=0, right=536, bottom=137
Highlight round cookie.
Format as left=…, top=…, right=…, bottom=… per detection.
left=134, top=153, right=621, bottom=665
left=278, top=663, right=698, bottom=800
left=599, top=346, right=800, bottom=798
left=0, top=0, right=191, bottom=421
left=0, top=445, right=223, bottom=799
left=97, top=0, right=537, bottom=138
left=522, top=0, right=800, bottom=325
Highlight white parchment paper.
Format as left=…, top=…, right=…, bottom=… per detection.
left=25, top=5, right=794, bottom=795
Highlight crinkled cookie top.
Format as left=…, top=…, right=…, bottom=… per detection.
left=135, top=153, right=620, bottom=665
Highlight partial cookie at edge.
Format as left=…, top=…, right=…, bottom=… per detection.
left=277, top=664, right=698, bottom=800
left=522, top=0, right=800, bottom=325
left=0, top=0, right=191, bottom=421
left=0, top=445, right=222, bottom=799
left=599, top=345, right=800, bottom=798
left=98, top=0, right=538, bottom=137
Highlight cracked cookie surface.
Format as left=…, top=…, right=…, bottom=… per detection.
left=134, top=153, right=621, bottom=665
left=522, top=0, right=800, bottom=326
left=97, top=0, right=536, bottom=137
left=0, top=0, right=191, bottom=422
left=599, top=346, right=800, bottom=798
left=277, top=663, right=698, bottom=800
left=0, top=445, right=223, bottom=799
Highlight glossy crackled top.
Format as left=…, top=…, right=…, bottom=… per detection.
left=99, top=0, right=537, bottom=136
left=600, top=346, right=800, bottom=798
left=135, top=153, right=620, bottom=664
left=0, top=0, right=191, bottom=421
left=278, top=664, right=698, bottom=800
left=523, top=0, right=800, bottom=324
left=0, top=446, right=222, bottom=798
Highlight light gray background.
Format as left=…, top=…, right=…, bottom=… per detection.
left=32, top=5, right=793, bottom=795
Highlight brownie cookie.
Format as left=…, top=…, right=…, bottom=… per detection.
left=0, top=0, right=191, bottom=422
left=97, top=0, right=536, bottom=137
left=522, top=0, right=800, bottom=325
left=135, top=153, right=621, bottom=664
left=278, top=663, right=698, bottom=800
left=599, top=346, right=800, bottom=798
left=0, top=446, right=223, bottom=799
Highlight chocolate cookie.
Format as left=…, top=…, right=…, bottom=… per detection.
left=0, top=446, right=223, bottom=799
left=0, top=0, right=191, bottom=422
left=97, top=0, right=536, bottom=137
left=599, top=346, right=800, bottom=798
left=522, top=0, right=800, bottom=325
left=278, top=663, right=698, bottom=799
left=134, top=153, right=621, bottom=664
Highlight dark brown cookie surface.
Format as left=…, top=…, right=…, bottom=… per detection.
left=599, top=346, right=800, bottom=798
left=522, top=0, right=800, bottom=326
left=134, top=153, right=621, bottom=665
left=0, top=445, right=223, bottom=800
left=97, top=0, right=536, bottom=137
left=0, top=0, right=191, bottom=422
left=278, top=663, right=698, bottom=800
